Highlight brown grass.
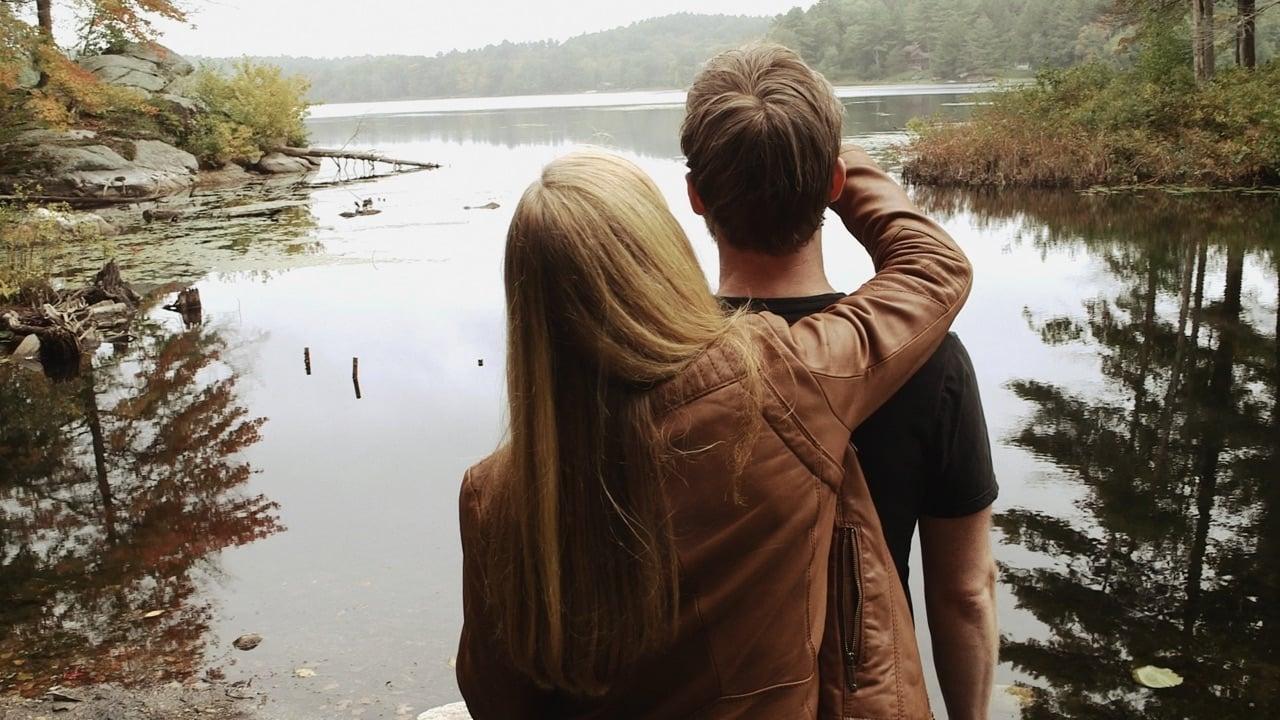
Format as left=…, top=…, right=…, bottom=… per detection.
left=901, top=60, right=1280, bottom=189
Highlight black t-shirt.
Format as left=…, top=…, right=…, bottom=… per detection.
left=721, top=293, right=998, bottom=600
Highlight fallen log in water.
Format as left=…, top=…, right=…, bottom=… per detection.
left=274, top=146, right=441, bottom=170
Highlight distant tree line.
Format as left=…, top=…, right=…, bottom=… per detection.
left=770, top=0, right=1116, bottom=81
left=218, top=14, right=771, bottom=104
left=208, top=1, right=1280, bottom=103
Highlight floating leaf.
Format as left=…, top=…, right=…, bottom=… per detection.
left=1003, top=684, right=1036, bottom=705
left=142, top=610, right=165, bottom=619
left=1133, top=665, right=1183, bottom=689
left=294, top=667, right=316, bottom=678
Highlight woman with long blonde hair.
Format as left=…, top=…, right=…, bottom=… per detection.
left=457, top=149, right=971, bottom=718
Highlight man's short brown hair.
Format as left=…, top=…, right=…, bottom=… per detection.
left=680, top=43, right=844, bottom=256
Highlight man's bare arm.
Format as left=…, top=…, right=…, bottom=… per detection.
left=920, top=507, right=997, bottom=720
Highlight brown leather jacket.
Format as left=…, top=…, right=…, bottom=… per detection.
left=457, top=148, right=971, bottom=719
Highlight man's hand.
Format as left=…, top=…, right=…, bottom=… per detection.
left=920, top=508, right=998, bottom=720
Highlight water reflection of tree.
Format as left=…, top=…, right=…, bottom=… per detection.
left=0, top=317, right=280, bottom=696
left=913, top=188, right=1279, bottom=718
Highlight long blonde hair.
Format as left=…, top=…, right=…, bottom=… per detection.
left=490, top=150, right=752, bottom=695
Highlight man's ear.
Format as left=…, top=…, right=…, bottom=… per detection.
left=686, top=173, right=706, bottom=216
left=828, top=157, right=847, bottom=203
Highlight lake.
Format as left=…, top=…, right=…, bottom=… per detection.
left=2, top=85, right=1277, bottom=720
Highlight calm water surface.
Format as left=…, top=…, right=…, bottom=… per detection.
left=2, top=87, right=1277, bottom=719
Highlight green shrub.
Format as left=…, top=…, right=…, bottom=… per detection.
left=181, top=114, right=258, bottom=167
left=184, top=59, right=310, bottom=166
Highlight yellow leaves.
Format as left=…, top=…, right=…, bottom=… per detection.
left=185, top=61, right=310, bottom=165
left=22, top=42, right=145, bottom=126
left=26, top=93, right=74, bottom=128
left=1132, top=665, right=1184, bottom=689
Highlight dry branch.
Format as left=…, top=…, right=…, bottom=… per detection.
left=274, top=146, right=441, bottom=169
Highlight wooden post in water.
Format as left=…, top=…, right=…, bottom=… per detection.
left=304, top=347, right=312, bottom=375
left=352, top=357, right=362, bottom=399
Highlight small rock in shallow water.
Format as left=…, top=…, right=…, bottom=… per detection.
left=12, top=335, right=40, bottom=360
left=232, top=633, right=262, bottom=651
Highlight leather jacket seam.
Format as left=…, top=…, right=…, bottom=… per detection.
left=760, top=370, right=843, bottom=485
left=714, top=670, right=816, bottom=701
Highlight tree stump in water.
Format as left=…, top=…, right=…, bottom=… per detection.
left=37, top=327, right=82, bottom=381
left=3, top=260, right=142, bottom=380
left=164, top=287, right=202, bottom=327
left=74, top=259, right=141, bottom=308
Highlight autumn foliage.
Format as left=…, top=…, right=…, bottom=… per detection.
left=0, top=1, right=310, bottom=167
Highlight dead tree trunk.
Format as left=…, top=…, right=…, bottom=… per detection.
left=36, top=0, right=53, bottom=37
left=274, top=146, right=440, bottom=170
left=1237, top=0, right=1257, bottom=69
left=1192, top=0, right=1217, bottom=82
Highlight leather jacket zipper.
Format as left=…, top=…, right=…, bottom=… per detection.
left=837, top=525, right=864, bottom=692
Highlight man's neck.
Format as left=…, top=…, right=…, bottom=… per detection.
left=716, top=233, right=836, bottom=299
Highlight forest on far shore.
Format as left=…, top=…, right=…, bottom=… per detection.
left=209, top=0, right=1280, bottom=104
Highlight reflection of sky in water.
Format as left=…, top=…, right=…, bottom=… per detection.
left=5, top=88, right=1278, bottom=718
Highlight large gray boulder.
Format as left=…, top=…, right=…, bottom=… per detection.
left=76, top=43, right=194, bottom=96
left=119, top=42, right=194, bottom=77
left=133, top=139, right=199, bottom=175
left=77, top=54, right=167, bottom=93
left=256, top=152, right=314, bottom=174
left=32, top=144, right=130, bottom=172
left=7, top=135, right=199, bottom=199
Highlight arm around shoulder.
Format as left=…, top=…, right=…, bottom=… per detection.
left=778, top=144, right=973, bottom=430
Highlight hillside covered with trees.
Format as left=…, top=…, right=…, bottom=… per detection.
left=213, top=0, right=1279, bottom=104
left=774, top=0, right=1112, bottom=81
left=772, top=0, right=1278, bottom=81
left=229, top=14, right=772, bottom=104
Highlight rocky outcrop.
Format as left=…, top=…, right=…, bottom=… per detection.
left=77, top=42, right=195, bottom=97
left=78, top=54, right=169, bottom=93
left=0, top=44, right=211, bottom=198
left=6, top=129, right=199, bottom=199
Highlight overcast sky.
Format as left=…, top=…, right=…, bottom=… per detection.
left=153, top=1, right=814, bottom=58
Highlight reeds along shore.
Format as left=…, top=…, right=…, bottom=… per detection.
left=901, top=60, right=1280, bottom=190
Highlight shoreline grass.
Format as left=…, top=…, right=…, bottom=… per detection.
left=901, top=53, right=1280, bottom=189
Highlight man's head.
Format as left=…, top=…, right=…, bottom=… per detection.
left=681, top=43, right=845, bottom=256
